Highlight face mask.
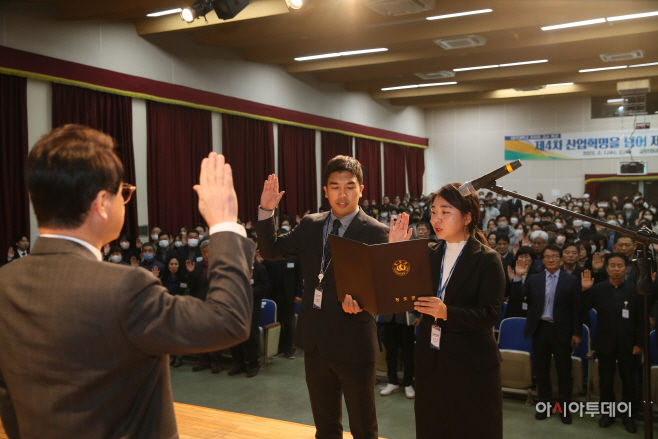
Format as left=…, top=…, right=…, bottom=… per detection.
left=583, top=221, right=591, bottom=228
left=188, top=239, right=199, bottom=248
left=281, top=225, right=290, bottom=231
left=391, top=215, right=398, bottom=220
left=583, top=194, right=590, bottom=199
left=479, top=195, right=485, bottom=200
left=497, top=196, right=502, bottom=201
left=532, top=204, right=538, bottom=210
left=510, top=218, right=518, bottom=225
left=419, top=202, right=425, bottom=207
left=174, top=241, right=182, bottom=248
left=498, top=222, right=508, bottom=229
left=634, top=196, right=640, bottom=201
left=573, top=220, right=583, bottom=227
left=556, top=236, right=566, bottom=245
left=591, top=245, right=597, bottom=253
left=151, top=234, right=159, bottom=241
left=608, top=220, right=618, bottom=226
left=645, top=215, right=653, bottom=221
left=380, top=212, right=388, bottom=218
left=110, top=255, right=122, bottom=263
left=600, top=203, right=608, bottom=208
left=598, top=212, right=605, bottom=217
left=515, top=229, right=523, bottom=236
left=120, top=242, right=130, bottom=250
left=480, top=207, right=484, bottom=212
left=618, top=218, right=624, bottom=225
left=576, top=202, right=583, bottom=207
left=159, top=239, right=169, bottom=248
left=539, top=208, right=546, bottom=213
left=555, top=222, right=562, bottom=229
left=624, top=204, right=633, bottom=210
left=644, top=202, right=649, bottom=209
left=143, top=253, right=154, bottom=261
left=197, top=234, right=205, bottom=241
left=649, top=208, right=656, bottom=214
left=534, top=217, right=541, bottom=223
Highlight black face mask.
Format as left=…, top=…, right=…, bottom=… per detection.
left=542, top=221, right=552, bottom=226
left=566, top=233, right=577, bottom=241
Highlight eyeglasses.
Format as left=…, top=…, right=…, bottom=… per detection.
left=121, top=183, right=137, bottom=204
left=543, top=255, right=561, bottom=260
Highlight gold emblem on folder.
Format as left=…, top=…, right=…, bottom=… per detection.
left=392, top=260, right=411, bottom=276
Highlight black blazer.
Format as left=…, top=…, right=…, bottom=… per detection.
left=582, top=280, right=642, bottom=354
left=417, top=238, right=505, bottom=371
left=263, top=258, right=303, bottom=304
left=511, top=269, right=582, bottom=343
left=177, top=245, right=202, bottom=263
left=254, top=208, right=389, bottom=363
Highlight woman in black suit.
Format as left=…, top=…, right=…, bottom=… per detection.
left=405, top=183, right=505, bottom=439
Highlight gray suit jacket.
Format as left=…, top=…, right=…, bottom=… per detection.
left=0, top=232, right=255, bottom=439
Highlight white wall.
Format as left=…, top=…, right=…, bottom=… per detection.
left=0, top=2, right=426, bottom=139
left=424, top=96, right=658, bottom=199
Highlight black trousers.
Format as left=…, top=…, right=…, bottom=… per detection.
left=304, top=351, right=378, bottom=439
left=533, top=320, right=573, bottom=403
left=273, top=295, right=296, bottom=354
left=598, top=344, right=637, bottom=418
left=230, top=304, right=262, bottom=367
left=381, top=320, right=415, bottom=387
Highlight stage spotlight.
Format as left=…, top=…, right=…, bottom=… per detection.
left=181, top=0, right=251, bottom=22
left=285, top=0, right=313, bottom=10
left=180, top=0, right=214, bottom=22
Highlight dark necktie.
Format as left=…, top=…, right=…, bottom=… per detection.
left=323, top=219, right=343, bottom=267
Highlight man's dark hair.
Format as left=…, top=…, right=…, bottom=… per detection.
left=544, top=224, right=558, bottom=234
left=187, top=230, right=199, bottom=238
left=158, top=231, right=170, bottom=239
left=562, top=242, right=579, bottom=253
left=323, top=155, right=363, bottom=186
left=495, top=215, right=509, bottom=222
left=14, top=234, right=28, bottom=244
left=514, top=246, right=536, bottom=261
left=496, top=234, right=510, bottom=244
left=416, top=221, right=431, bottom=230
left=605, top=252, right=628, bottom=267
left=614, top=233, right=635, bottom=244
left=26, top=124, right=123, bottom=229
left=141, top=242, right=155, bottom=252
left=542, top=244, right=563, bottom=258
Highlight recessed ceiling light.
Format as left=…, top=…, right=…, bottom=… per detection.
left=541, top=18, right=606, bottom=31
left=453, top=64, right=499, bottom=72
left=579, top=66, right=627, bottom=72
left=381, top=82, right=457, bottom=91
left=607, top=98, right=624, bottom=103
left=295, top=48, right=387, bottom=61
left=499, top=60, right=548, bottom=67
left=426, top=9, right=492, bottom=20
left=147, top=8, right=183, bottom=17
left=629, top=62, right=658, bottom=68
left=546, top=82, right=574, bottom=87
left=607, top=11, right=658, bottom=21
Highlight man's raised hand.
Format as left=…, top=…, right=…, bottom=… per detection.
left=389, top=212, right=413, bottom=243
left=260, top=174, right=285, bottom=211
left=193, top=153, right=238, bottom=227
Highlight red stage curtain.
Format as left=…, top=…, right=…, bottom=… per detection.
left=52, top=83, right=138, bottom=238
left=146, top=101, right=212, bottom=236
left=320, top=131, right=352, bottom=207
left=383, top=142, right=407, bottom=200
left=222, top=114, right=274, bottom=222
left=405, top=146, right=425, bottom=197
left=355, top=138, right=382, bottom=205
left=0, top=74, right=30, bottom=255
left=278, top=124, right=317, bottom=218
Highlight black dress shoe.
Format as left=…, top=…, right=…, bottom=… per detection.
left=228, top=364, right=246, bottom=376
left=559, top=411, right=572, bottom=424
left=623, top=418, right=637, bottom=433
left=211, top=362, right=222, bottom=374
left=246, top=366, right=260, bottom=378
left=599, top=415, right=615, bottom=428
left=191, top=361, right=210, bottom=372
left=172, top=357, right=183, bottom=368
left=535, top=411, right=548, bottom=420
left=170, top=356, right=175, bottom=366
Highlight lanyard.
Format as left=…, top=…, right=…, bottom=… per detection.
left=318, top=215, right=333, bottom=284
left=436, top=240, right=467, bottom=301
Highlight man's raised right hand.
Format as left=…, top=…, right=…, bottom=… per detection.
left=260, top=174, right=285, bottom=211
left=193, top=153, right=238, bottom=227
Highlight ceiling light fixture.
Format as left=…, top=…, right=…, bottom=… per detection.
left=453, top=64, right=499, bottom=72
left=607, top=98, right=624, bottom=103
left=607, top=11, right=658, bottom=21
left=541, top=18, right=606, bottom=31
left=381, top=82, right=456, bottom=91
left=546, top=82, right=574, bottom=87
left=498, top=59, right=548, bottom=67
left=629, top=61, right=658, bottom=68
left=181, top=0, right=250, bottom=22
left=285, top=0, right=314, bottom=10
left=147, top=8, right=182, bottom=17
left=181, top=0, right=215, bottom=22
left=426, top=9, right=492, bottom=20
left=453, top=60, right=547, bottom=72
left=579, top=66, right=627, bottom=72
left=295, top=48, right=387, bottom=61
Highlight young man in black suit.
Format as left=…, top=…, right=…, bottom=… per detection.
left=254, top=156, right=400, bottom=439
left=581, top=254, right=642, bottom=433
left=511, top=244, right=582, bottom=424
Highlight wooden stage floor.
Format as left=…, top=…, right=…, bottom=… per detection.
left=0, top=402, right=374, bottom=438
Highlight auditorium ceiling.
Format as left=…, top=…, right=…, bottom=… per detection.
left=22, top=0, right=658, bottom=108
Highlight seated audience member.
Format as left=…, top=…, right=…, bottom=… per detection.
left=150, top=226, right=162, bottom=248
left=106, top=247, right=128, bottom=265
left=530, top=231, right=548, bottom=271
left=6, top=233, right=30, bottom=263
left=136, top=242, right=164, bottom=275
left=361, top=199, right=374, bottom=218
left=155, top=231, right=177, bottom=264
left=178, top=229, right=202, bottom=263
left=416, top=221, right=432, bottom=242
left=280, top=217, right=292, bottom=232
left=118, top=233, right=140, bottom=264
left=194, top=224, right=208, bottom=243
left=229, top=238, right=269, bottom=378
left=581, top=254, right=641, bottom=433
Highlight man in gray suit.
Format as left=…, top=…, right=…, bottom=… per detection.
left=0, top=125, right=255, bottom=439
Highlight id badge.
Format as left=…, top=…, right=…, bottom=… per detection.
left=430, top=325, right=441, bottom=350
left=522, top=302, right=528, bottom=311
left=622, top=309, right=629, bottom=319
left=313, top=288, right=323, bottom=309
left=196, top=256, right=203, bottom=262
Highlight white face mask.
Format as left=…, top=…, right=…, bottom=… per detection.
left=419, top=202, right=425, bottom=207
left=591, top=245, right=597, bottom=253
left=498, top=221, right=508, bottom=229
left=381, top=212, right=388, bottom=218
left=515, top=229, right=523, bottom=236
left=573, top=220, right=583, bottom=227
left=651, top=208, right=657, bottom=214
left=576, top=202, right=583, bottom=207
left=390, top=215, right=398, bottom=220
left=281, top=225, right=290, bottom=231
left=583, top=221, right=591, bottom=228
left=480, top=207, right=485, bottom=212
left=120, top=242, right=130, bottom=250
left=555, top=222, right=562, bottom=229
left=583, top=194, right=590, bottom=199
left=187, top=238, right=199, bottom=248
left=556, top=236, right=566, bottom=245
left=532, top=204, right=538, bottom=210
left=151, top=234, right=159, bottom=241
left=534, top=217, right=541, bottom=223
left=479, top=195, right=485, bottom=200
left=644, top=215, right=653, bottom=221
left=159, top=239, right=169, bottom=248
left=539, top=208, right=546, bottom=213
left=624, top=204, right=633, bottom=210
left=607, top=220, right=618, bottom=226
left=497, top=196, right=502, bottom=201
left=174, top=241, right=182, bottom=248
left=110, top=255, right=123, bottom=263
left=197, top=234, right=205, bottom=241
left=644, top=202, right=649, bottom=208
left=510, top=218, right=519, bottom=225
left=618, top=218, right=624, bottom=225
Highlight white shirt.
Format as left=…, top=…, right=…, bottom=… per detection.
left=440, top=240, right=468, bottom=292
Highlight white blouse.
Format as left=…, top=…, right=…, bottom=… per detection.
left=440, top=240, right=468, bottom=291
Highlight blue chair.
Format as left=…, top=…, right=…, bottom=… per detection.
left=259, top=299, right=281, bottom=362
left=498, top=317, right=534, bottom=402
left=588, top=309, right=597, bottom=341
left=494, top=302, right=507, bottom=334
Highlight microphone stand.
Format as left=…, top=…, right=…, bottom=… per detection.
left=487, top=182, right=657, bottom=438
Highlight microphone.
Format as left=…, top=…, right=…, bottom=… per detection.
left=458, top=160, right=522, bottom=196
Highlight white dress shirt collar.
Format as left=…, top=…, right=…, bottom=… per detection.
left=39, top=234, right=103, bottom=261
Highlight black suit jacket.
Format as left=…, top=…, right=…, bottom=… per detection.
left=511, top=269, right=582, bottom=343
left=177, top=245, right=202, bottom=263
left=263, top=258, right=303, bottom=304
left=254, top=208, right=389, bottom=363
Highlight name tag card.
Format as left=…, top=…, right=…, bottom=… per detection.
left=196, top=256, right=203, bottom=262
left=430, top=326, right=441, bottom=350
left=313, top=289, right=323, bottom=309
left=522, top=302, right=528, bottom=311
left=180, top=283, right=187, bottom=288
left=622, top=309, right=629, bottom=319
left=287, top=262, right=295, bottom=268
